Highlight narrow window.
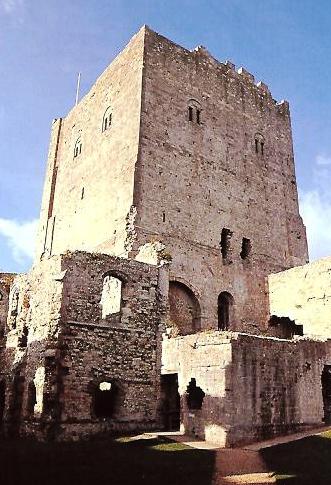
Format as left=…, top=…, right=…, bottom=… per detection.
left=186, top=378, right=205, bottom=410
left=255, top=138, right=259, bottom=153
left=196, top=109, right=201, bottom=124
left=254, top=133, right=265, bottom=156
left=220, top=228, right=232, bottom=261
left=188, top=106, right=193, bottom=122
left=81, top=187, right=85, bottom=200
left=74, top=137, right=82, bottom=158
left=101, top=275, right=122, bottom=318
left=218, top=292, right=233, bottom=330
left=102, top=107, right=112, bottom=132
left=240, top=238, right=251, bottom=260
left=26, top=381, right=37, bottom=416
left=162, top=212, right=166, bottom=222
left=261, top=142, right=264, bottom=156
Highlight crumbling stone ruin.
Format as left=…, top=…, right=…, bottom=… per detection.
left=1, top=26, right=331, bottom=446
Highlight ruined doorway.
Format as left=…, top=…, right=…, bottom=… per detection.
left=322, top=365, right=331, bottom=424
left=160, top=374, right=180, bottom=431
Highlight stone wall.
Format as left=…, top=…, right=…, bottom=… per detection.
left=132, top=27, right=308, bottom=334
left=56, top=252, right=167, bottom=439
left=35, top=26, right=146, bottom=260
left=0, top=273, right=15, bottom=339
left=268, top=257, right=331, bottom=339
left=0, top=252, right=167, bottom=440
left=162, top=331, right=331, bottom=447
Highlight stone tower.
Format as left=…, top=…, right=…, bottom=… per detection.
left=35, top=26, right=308, bottom=334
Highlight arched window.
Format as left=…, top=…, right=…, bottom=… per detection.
left=187, top=99, right=202, bottom=125
left=94, top=381, right=118, bottom=418
left=218, top=292, right=234, bottom=330
left=102, top=106, right=112, bottom=132
left=168, top=281, right=201, bottom=335
left=101, top=274, right=123, bottom=318
left=254, top=133, right=265, bottom=156
left=74, top=136, right=82, bottom=158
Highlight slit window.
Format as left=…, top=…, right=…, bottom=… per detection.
left=254, top=133, right=265, bottom=156
left=188, top=100, right=202, bottom=125
left=240, top=238, right=251, bottom=260
left=102, top=107, right=112, bottom=132
left=188, top=106, right=193, bottom=122
left=220, top=228, right=232, bottom=261
left=74, top=137, right=82, bottom=158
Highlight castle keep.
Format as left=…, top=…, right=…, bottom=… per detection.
left=1, top=26, right=331, bottom=446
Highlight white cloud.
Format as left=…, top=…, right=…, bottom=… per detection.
left=299, top=154, right=331, bottom=261
left=316, top=155, right=331, bottom=166
left=0, top=0, right=23, bottom=13
left=0, top=218, right=38, bottom=265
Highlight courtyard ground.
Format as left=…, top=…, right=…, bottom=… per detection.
left=0, top=430, right=330, bottom=485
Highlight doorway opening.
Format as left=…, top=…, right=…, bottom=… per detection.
left=160, top=374, right=180, bottom=431
left=322, top=365, right=331, bottom=424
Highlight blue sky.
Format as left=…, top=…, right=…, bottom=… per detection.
left=1, top=0, right=331, bottom=272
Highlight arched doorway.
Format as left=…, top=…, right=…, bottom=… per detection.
left=218, top=292, right=234, bottom=330
left=168, top=281, right=201, bottom=335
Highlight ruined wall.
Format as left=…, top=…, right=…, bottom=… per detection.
left=268, top=257, right=331, bottom=339
left=0, top=274, right=15, bottom=339
left=0, top=257, right=64, bottom=438
left=162, top=332, right=331, bottom=447
left=35, top=26, right=147, bottom=260
left=132, top=27, right=308, bottom=333
left=55, top=252, right=166, bottom=439
left=0, top=252, right=167, bottom=439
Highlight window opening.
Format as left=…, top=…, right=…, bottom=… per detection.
left=101, top=275, right=122, bottom=318
left=188, top=106, right=193, bottom=122
left=74, top=137, right=82, bottom=158
left=102, top=107, right=112, bottom=132
left=240, top=238, right=251, bottom=260
left=218, top=292, right=233, bottom=330
left=94, top=381, right=117, bottom=418
left=220, top=228, right=232, bottom=261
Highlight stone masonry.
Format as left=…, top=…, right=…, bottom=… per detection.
left=1, top=26, right=331, bottom=446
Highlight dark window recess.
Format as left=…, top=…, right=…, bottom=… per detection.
left=186, top=378, right=205, bottom=410
left=94, top=382, right=118, bottom=418
left=218, top=292, right=233, bottom=330
left=196, top=109, right=201, bottom=124
left=102, top=109, right=112, bottom=132
left=74, top=138, right=82, bottom=158
left=26, top=381, right=36, bottom=415
left=220, top=228, right=232, bottom=261
left=240, top=238, right=251, bottom=260
left=255, top=138, right=259, bottom=153
left=261, top=142, right=264, bottom=155
left=162, top=212, right=166, bottom=222
left=81, top=187, right=85, bottom=200
left=188, top=106, right=194, bottom=122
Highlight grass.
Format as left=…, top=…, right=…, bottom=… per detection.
left=261, top=430, right=331, bottom=485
